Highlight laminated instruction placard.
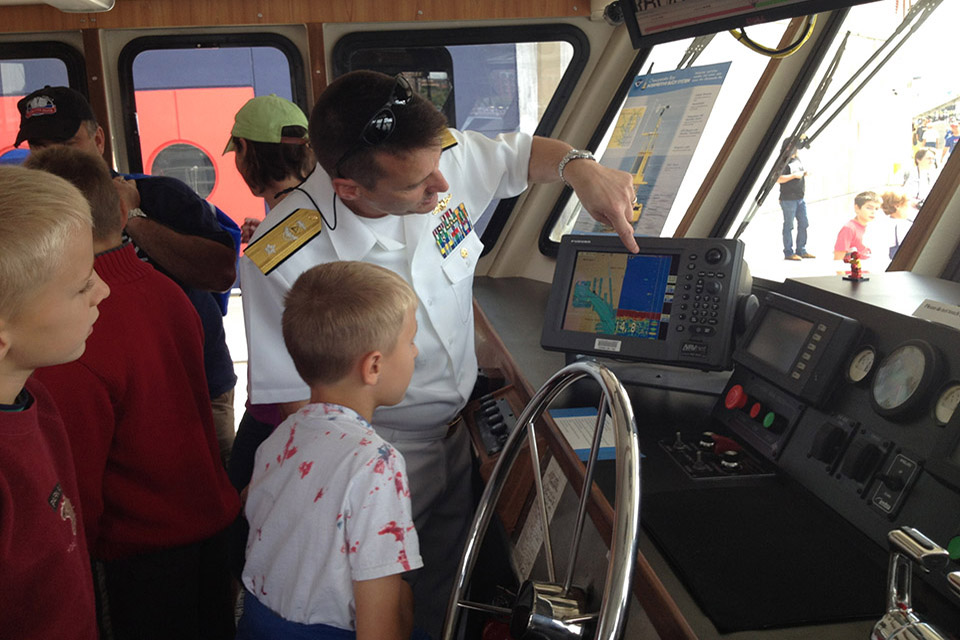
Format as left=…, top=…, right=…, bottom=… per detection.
left=573, top=62, right=730, bottom=238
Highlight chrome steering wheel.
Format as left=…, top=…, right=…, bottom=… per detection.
left=443, top=361, right=641, bottom=640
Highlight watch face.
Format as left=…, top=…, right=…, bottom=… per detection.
left=847, top=346, right=876, bottom=384
left=934, top=381, right=960, bottom=426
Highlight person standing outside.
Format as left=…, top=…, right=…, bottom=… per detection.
left=833, top=190, right=880, bottom=260
left=238, top=70, right=637, bottom=638
left=777, top=138, right=815, bottom=261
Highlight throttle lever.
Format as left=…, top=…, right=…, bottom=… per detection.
left=872, top=527, right=951, bottom=640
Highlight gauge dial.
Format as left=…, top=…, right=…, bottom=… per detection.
left=870, top=340, right=942, bottom=419
left=934, top=381, right=960, bottom=426
left=847, top=346, right=876, bottom=384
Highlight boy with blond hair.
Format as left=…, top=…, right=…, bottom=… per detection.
left=0, top=164, right=110, bottom=639
left=239, top=261, right=423, bottom=640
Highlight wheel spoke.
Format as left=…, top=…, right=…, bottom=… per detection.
left=457, top=600, right=513, bottom=616
left=563, top=396, right=608, bottom=594
left=525, top=415, right=556, bottom=582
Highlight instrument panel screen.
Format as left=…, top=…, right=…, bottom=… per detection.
left=744, top=308, right=813, bottom=374
left=561, top=250, right=678, bottom=341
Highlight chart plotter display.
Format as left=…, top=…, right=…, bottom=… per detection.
left=561, top=251, right=677, bottom=342
left=543, top=235, right=751, bottom=371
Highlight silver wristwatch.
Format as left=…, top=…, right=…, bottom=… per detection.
left=557, top=149, right=596, bottom=186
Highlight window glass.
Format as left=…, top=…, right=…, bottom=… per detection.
left=0, top=57, right=70, bottom=163
left=127, top=43, right=302, bottom=230
left=728, top=0, right=957, bottom=282
left=335, top=32, right=579, bottom=239
left=547, top=19, right=794, bottom=246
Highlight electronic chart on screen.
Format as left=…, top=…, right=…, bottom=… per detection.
left=543, top=235, right=752, bottom=371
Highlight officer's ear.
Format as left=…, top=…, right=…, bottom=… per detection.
left=332, top=177, right=361, bottom=202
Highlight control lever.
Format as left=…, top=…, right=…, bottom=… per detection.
left=872, top=527, right=951, bottom=640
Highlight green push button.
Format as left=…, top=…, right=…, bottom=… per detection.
left=949, top=536, right=960, bottom=561
left=763, top=412, right=776, bottom=429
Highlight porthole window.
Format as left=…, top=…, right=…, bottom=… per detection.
left=150, top=142, right=216, bottom=198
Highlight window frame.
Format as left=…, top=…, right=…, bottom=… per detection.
left=331, top=24, right=590, bottom=256
left=117, top=32, right=307, bottom=174
left=0, top=41, right=87, bottom=96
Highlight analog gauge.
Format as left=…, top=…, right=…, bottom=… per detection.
left=846, top=346, right=876, bottom=384
left=870, top=340, right=942, bottom=419
left=934, top=381, right=960, bottom=426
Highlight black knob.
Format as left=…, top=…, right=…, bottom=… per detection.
left=705, top=280, right=722, bottom=295
left=705, top=248, right=724, bottom=264
left=698, top=432, right=716, bottom=451
left=720, top=450, right=742, bottom=472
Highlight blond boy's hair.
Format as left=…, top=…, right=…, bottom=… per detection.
left=0, top=165, right=92, bottom=320
left=25, top=146, right=123, bottom=242
left=282, top=261, right=417, bottom=386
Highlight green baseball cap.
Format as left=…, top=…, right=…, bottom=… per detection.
left=224, top=94, right=308, bottom=153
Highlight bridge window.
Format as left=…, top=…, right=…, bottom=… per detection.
left=727, top=0, right=957, bottom=282
left=0, top=42, right=85, bottom=162
left=542, top=18, right=795, bottom=254
left=118, top=34, right=307, bottom=230
left=332, top=25, right=588, bottom=249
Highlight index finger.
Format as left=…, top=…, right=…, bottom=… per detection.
left=608, top=205, right=639, bottom=253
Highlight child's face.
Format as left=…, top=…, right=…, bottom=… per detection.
left=377, top=305, right=419, bottom=407
left=4, top=229, right=109, bottom=371
left=854, top=201, right=879, bottom=225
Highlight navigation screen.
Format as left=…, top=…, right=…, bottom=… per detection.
left=745, top=308, right=813, bottom=374
left=562, top=251, right=678, bottom=341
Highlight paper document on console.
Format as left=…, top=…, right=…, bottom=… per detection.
left=913, top=299, right=960, bottom=332
left=548, top=407, right=617, bottom=462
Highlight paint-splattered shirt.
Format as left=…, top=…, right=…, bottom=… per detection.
left=242, top=402, right=422, bottom=630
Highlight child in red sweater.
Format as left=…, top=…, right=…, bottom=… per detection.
left=0, top=164, right=110, bottom=639
left=27, top=147, right=241, bottom=640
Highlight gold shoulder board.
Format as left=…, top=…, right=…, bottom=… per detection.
left=441, top=128, right=458, bottom=151
left=245, top=208, right=323, bottom=275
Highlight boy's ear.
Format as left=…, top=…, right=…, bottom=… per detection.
left=332, top=177, right=362, bottom=202
left=359, top=350, right=383, bottom=386
left=0, top=321, right=10, bottom=362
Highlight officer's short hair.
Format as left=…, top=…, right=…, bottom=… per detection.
left=309, top=70, right=448, bottom=189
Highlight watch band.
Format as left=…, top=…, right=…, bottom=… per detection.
left=127, top=207, right=147, bottom=220
left=557, top=149, right=596, bottom=186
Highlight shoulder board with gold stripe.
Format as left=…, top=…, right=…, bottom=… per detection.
left=245, top=208, right=323, bottom=275
left=440, top=128, right=458, bottom=151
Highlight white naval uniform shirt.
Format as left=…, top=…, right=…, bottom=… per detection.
left=240, top=129, right=532, bottom=433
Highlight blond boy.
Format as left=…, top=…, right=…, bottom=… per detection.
left=239, top=261, right=422, bottom=640
left=0, top=165, right=109, bottom=639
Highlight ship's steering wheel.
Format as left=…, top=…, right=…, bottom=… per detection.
left=442, top=361, right=641, bottom=640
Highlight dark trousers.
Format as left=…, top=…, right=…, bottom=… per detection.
left=92, top=528, right=234, bottom=640
left=226, top=409, right=277, bottom=579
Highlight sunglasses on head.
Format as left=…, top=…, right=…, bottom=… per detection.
left=334, top=74, right=414, bottom=178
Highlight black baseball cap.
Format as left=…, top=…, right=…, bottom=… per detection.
left=15, top=86, right=96, bottom=147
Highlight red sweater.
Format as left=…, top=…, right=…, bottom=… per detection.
left=0, top=378, right=98, bottom=639
left=35, top=243, right=240, bottom=560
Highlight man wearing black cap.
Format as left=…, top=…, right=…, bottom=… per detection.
left=17, top=85, right=241, bottom=467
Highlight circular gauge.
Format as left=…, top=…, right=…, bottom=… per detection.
left=933, top=381, right=960, bottom=426
left=870, top=340, right=942, bottom=419
left=846, top=346, right=876, bottom=384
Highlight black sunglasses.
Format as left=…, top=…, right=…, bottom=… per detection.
left=333, top=74, right=414, bottom=178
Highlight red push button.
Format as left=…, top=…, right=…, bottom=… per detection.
left=725, top=384, right=747, bottom=410
left=749, top=402, right=762, bottom=419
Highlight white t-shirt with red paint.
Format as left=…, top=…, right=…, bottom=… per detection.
left=242, top=402, right=422, bottom=630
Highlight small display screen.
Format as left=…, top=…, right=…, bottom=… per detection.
left=561, top=250, right=678, bottom=341
left=745, top=308, right=813, bottom=374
